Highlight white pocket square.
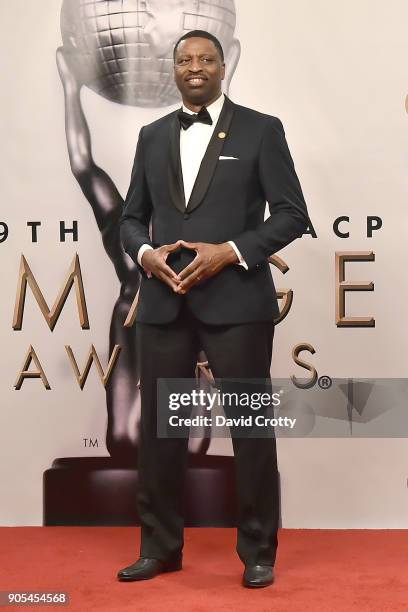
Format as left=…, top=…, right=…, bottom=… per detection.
left=219, top=155, right=239, bottom=160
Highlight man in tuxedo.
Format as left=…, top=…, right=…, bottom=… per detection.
left=117, top=29, right=309, bottom=588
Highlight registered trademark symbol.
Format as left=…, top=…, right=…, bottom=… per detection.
left=318, top=375, right=332, bottom=389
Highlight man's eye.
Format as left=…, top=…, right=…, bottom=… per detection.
left=202, top=58, right=213, bottom=62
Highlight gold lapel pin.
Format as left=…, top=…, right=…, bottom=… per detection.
left=218, top=131, right=227, bottom=139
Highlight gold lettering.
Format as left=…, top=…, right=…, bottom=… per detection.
left=291, top=343, right=317, bottom=389
left=14, top=345, right=50, bottom=390
left=12, top=253, right=89, bottom=331
left=269, top=254, right=293, bottom=323
left=335, top=251, right=375, bottom=327
left=65, top=344, right=121, bottom=389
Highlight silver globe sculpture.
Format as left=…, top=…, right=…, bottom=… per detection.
left=60, top=0, right=239, bottom=108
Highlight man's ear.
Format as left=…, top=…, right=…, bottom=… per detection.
left=222, top=38, right=241, bottom=94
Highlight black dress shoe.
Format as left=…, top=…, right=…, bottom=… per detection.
left=117, top=556, right=182, bottom=581
left=243, top=564, right=274, bottom=588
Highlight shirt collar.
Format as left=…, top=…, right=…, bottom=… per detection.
left=182, top=93, right=225, bottom=123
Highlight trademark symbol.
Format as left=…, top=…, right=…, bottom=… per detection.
left=83, top=437, right=98, bottom=448
left=318, top=376, right=332, bottom=389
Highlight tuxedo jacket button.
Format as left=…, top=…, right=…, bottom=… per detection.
left=183, top=213, right=189, bottom=220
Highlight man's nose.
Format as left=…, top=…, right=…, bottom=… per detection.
left=189, top=57, right=202, bottom=71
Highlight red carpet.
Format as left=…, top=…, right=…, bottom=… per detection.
left=1, top=528, right=407, bottom=611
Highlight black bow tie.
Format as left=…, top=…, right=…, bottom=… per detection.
left=177, top=105, right=213, bottom=130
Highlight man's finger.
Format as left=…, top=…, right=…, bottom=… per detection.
left=178, top=267, right=206, bottom=293
left=163, top=240, right=183, bottom=252
left=178, top=256, right=201, bottom=281
left=160, top=241, right=182, bottom=273
left=157, top=260, right=180, bottom=282
left=156, top=269, right=179, bottom=292
left=179, top=240, right=199, bottom=251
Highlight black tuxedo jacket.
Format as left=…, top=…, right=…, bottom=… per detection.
left=119, top=95, right=309, bottom=324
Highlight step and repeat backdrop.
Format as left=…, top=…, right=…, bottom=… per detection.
left=1, top=0, right=407, bottom=526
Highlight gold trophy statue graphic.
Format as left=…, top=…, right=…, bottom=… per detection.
left=44, top=0, right=241, bottom=527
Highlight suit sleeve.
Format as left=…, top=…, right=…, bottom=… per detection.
left=231, top=117, right=309, bottom=270
left=119, top=126, right=154, bottom=277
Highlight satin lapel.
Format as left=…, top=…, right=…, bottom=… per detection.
left=167, top=110, right=186, bottom=213
left=186, top=95, right=235, bottom=214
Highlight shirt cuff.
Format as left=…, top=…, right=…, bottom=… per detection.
left=137, top=244, right=154, bottom=278
left=228, top=240, right=248, bottom=270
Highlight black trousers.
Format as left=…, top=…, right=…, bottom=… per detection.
left=136, top=299, right=279, bottom=566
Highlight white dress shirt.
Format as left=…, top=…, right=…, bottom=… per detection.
left=137, top=93, right=248, bottom=271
